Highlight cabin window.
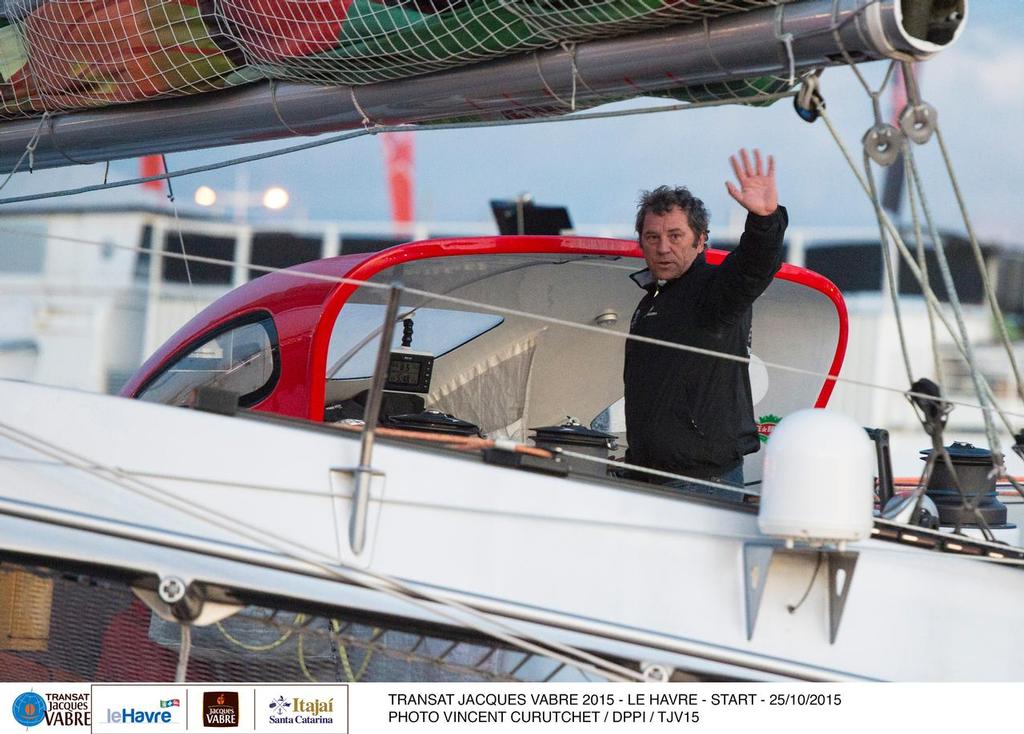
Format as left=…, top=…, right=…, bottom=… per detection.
left=248, top=233, right=322, bottom=280
left=326, top=305, right=503, bottom=380
left=134, top=225, right=152, bottom=281
left=161, top=232, right=234, bottom=284
left=896, top=241, right=985, bottom=304
left=339, top=236, right=404, bottom=255
left=996, top=252, right=1024, bottom=316
left=137, top=314, right=279, bottom=407
left=804, top=243, right=882, bottom=293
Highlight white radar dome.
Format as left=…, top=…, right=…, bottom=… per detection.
left=758, top=409, right=875, bottom=544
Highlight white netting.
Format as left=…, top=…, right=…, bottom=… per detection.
left=0, top=0, right=794, bottom=119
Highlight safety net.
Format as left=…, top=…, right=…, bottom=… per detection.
left=0, top=560, right=614, bottom=682
left=0, top=0, right=794, bottom=119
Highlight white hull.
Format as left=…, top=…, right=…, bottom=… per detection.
left=1, top=380, right=1021, bottom=681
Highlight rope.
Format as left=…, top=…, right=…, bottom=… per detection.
left=862, top=149, right=914, bottom=386
left=533, top=52, right=573, bottom=111
left=0, top=417, right=645, bottom=683
left=904, top=150, right=944, bottom=388
left=0, top=112, right=49, bottom=193
left=815, top=105, right=1020, bottom=437
left=560, top=41, right=579, bottom=112
left=269, top=80, right=315, bottom=138
left=557, top=448, right=758, bottom=497
left=332, top=619, right=377, bottom=682
left=902, top=144, right=1005, bottom=470
left=349, top=87, right=375, bottom=131
left=175, top=624, right=191, bottom=683
left=814, top=92, right=1022, bottom=508
left=216, top=614, right=300, bottom=652
left=161, top=156, right=201, bottom=317
left=827, top=45, right=1014, bottom=481
left=934, top=123, right=1024, bottom=405
left=774, top=4, right=796, bottom=87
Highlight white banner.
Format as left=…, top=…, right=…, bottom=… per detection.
left=0, top=682, right=1015, bottom=733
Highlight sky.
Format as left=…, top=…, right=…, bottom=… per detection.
left=3, top=1, right=1023, bottom=243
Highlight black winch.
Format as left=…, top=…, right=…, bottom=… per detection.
left=384, top=409, right=481, bottom=437
left=920, top=442, right=1008, bottom=527
left=530, top=418, right=617, bottom=478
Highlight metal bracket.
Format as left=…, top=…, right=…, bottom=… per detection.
left=133, top=577, right=241, bottom=625
left=899, top=102, right=937, bottom=144
left=863, top=123, right=903, bottom=166
left=743, top=543, right=859, bottom=644
left=826, top=552, right=857, bottom=645
left=329, top=465, right=385, bottom=561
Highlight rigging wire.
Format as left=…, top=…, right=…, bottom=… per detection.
left=933, top=123, right=1024, bottom=406
left=0, top=91, right=796, bottom=208
left=1, top=222, right=1021, bottom=425
left=902, top=144, right=1004, bottom=470
left=0, top=417, right=645, bottom=683
left=862, top=147, right=914, bottom=387
left=824, top=35, right=1020, bottom=489
left=812, top=85, right=1024, bottom=511
left=904, top=148, right=944, bottom=388
left=161, top=154, right=200, bottom=316
left=813, top=107, right=1020, bottom=436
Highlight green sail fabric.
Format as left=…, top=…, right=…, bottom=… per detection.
left=234, top=0, right=791, bottom=86
left=0, top=16, right=39, bottom=117
left=244, top=0, right=548, bottom=85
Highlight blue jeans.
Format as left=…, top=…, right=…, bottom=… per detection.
left=660, top=463, right=744, bottom=497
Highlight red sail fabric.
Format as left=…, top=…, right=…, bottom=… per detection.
left=219, top=0, right=353, bottom=62
left=22, top=0, right=240, bottom=108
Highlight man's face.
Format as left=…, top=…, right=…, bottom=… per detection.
left=640, top=206, right=705, bottom=281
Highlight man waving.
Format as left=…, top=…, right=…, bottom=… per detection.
left=624, top=149, right=786, bottom=490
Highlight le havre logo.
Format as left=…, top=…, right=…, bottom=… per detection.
left=203, top=692, right=239, bottom=728
left=103, top=698, right=180, bottom=725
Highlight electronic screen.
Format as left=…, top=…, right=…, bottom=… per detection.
left=384, top=351, right=433, bottom=393
left=388, top=360, right=421, bottom=386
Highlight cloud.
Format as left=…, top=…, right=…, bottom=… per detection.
left=926, top=27, right=1024, bottom=113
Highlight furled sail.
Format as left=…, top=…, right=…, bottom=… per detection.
left=0, top=0, right=796, bottom=118
left=0, top=0, right=966, bottom=170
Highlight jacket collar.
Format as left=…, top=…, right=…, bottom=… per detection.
left=629, top=252, right=708, bottom=291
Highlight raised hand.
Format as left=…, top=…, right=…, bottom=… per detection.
left=725, top=148, right=777, bottom=216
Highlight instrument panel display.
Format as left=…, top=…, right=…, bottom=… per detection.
left=384, top=351, right=434, bottom=393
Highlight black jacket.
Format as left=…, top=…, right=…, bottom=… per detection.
left=624, top=207, right=787, bottom=478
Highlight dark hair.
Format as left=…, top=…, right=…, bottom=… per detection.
left=634, top=186, right=710, bottom=240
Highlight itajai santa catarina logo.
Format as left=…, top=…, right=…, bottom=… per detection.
left=268, top=695, right=335, bottom=725
left=12, top=692, right=46, bottom=727
left=757, top=414, right=781, bottom=443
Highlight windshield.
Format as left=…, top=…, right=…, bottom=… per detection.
left=326, top=304, right=503, bottom=379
